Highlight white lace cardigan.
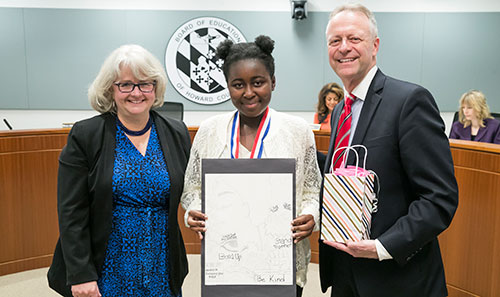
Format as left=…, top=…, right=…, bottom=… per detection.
left=180, top=108, right=322, bottom=287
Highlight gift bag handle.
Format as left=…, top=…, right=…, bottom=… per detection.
left=331, top=145, right=368, bottom=175
left=346, top=144, right=368, bottom=169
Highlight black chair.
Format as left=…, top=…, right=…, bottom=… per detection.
left=493, top=112, right=500, bottom=121
left=453, top=111, right=500, bottom=123
left=155, top=101, right=184, bottom=121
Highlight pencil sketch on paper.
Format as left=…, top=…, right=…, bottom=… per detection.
left=204, top=173, right=294, bottom=286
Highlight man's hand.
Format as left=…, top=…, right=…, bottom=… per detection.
left=324, top=239, right=378, bottom=259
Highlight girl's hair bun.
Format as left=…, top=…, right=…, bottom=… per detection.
left=254, top=35, right=275, bottom=55
left=216, top=39, right=234, bottom=60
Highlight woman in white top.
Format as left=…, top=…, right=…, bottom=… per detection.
left=180, top=35, right=321, bottom=296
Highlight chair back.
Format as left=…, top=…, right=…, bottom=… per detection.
left=491, top=112, right=500, bottom=121
left=155, top=101, right=184, bottom=121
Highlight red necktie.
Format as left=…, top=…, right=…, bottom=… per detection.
left=332, top=93, right=356, bottom=170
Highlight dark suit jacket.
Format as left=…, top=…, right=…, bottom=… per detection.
left=47, top=111, right=191, bottom=296
left=319, top=70, right=458, bottom=297
left=449, top=118, right=500, bottom=144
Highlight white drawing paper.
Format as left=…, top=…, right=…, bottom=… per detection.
left=204, top=173, right=294, bottom=286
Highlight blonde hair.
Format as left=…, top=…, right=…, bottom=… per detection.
left=458, top=90, right=493, bottom=128
left=88, top=44, right=167, bottom=114
left=329, top=3, right=378, bottom=39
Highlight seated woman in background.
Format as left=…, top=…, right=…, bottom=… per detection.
left=313, top=82, right=343, bottom=131
left=181, top=35, right=321, bottom=297
left=449, top=90, right=500, bottom=144
left=47, top=44, right=190, bottom=297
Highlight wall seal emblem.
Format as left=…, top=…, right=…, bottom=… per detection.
left=165, top=17, right=246, bottom=105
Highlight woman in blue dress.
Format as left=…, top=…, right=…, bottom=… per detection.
left=48, top=44, right=190, bottom=297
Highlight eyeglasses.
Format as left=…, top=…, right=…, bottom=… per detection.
left=114, top=82, right=156, bottom=93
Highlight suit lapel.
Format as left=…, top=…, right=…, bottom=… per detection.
left=102, top=113, right=117, bottom=213
left=326, top=70, right=386, bottom=170
left=474, top=124, right=487, bottom=141
left=351, top=70, right=385, bottom=146
left=154, top=112, right=172, bottom=167
left=153, top=112, right=181, bottom=210
left=325, top=103, right=344, bottom=173
left=464, top=125, right=472, bottom=140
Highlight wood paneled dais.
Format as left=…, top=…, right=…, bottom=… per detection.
left=0, top=129, right=69, bottom=275
left=439, top=140, right=500, bottom=297
left=3, top=128, right=500, bottom=297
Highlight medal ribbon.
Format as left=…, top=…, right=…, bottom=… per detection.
left=230, top=107, right=271, bottom=159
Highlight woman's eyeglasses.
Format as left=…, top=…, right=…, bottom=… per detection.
left=114, top=82, right=156, bottom=93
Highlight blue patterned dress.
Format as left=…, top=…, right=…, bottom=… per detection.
left=98, top=121, right=180, bottom=297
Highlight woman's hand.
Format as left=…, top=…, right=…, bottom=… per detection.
left=291, top=214, right=315, bottom=243
left=187, top=210, right=207, bottom=240
left=71, top=281, right=101, bottom=297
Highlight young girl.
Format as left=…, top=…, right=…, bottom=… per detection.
left=180, top=35, right=321, bottom=296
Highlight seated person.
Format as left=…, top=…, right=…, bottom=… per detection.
left=449, top=90, right=500, bottom=144
left=313, top=82, right=343, bottom=131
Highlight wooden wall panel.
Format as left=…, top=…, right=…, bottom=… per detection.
left=178, top=207, right=201, bottom=254
left=188, top=127, right=197, bottom=144
left=447, top=285, right=480, bottom=297
left=440, top=168, right=499, bottom=296
left=439, top=140, right=500, bottom=297
left=0, top=129, right=68, bottom=275
left=314, top=130, right=330, bottom=154
left=310, top=232, right=319, bottom=264
left=311, top=131, right=328, bottom=264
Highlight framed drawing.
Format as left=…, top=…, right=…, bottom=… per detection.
left=201, top=158, right=296, bottom=297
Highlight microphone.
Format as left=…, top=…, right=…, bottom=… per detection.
left=3, top=118, right=13, bottom=130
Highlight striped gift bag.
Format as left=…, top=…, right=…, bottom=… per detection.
left=321, top=145, right=378, bottom=243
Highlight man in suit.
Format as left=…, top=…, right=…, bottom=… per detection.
left=319, top=4, right=459, bottom=297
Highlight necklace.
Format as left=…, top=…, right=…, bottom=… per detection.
left=117, top=116, right=153, bottom=136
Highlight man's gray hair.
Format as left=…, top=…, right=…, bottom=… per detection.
left=329, top=3, right=378, bottom=38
